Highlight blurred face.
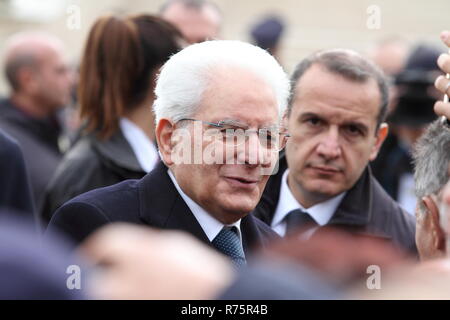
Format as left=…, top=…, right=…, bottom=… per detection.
left=167, top=68, right=279, bottom=224
left=33, top=47, right=73, bottom=112
left=162, top=2, right=220, bottom=44
left=285, top=64, right=387, bottom=207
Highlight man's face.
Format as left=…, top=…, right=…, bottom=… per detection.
left=162, top=3, right=220, bottom=44
left=170, top=67, right=279, bottom=224
left=33, top=47, right=73, bottom=112
left=285, top=64, right=386, bottom=207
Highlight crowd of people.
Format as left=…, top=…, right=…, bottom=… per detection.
left=1, top=0, right=450, bottom=300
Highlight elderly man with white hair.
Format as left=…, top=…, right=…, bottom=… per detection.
left=47, top=40, right=290, bottom=266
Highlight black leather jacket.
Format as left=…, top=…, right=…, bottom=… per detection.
left=41, top=130, right=148, bottom=224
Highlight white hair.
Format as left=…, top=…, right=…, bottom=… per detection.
left=153, top=40, right=290, bottom=124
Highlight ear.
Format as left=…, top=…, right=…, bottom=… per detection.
left=155, top=119, right=176, bottom=166
left=369, top=123, right=389, bottom=161
left=16, top=67, right=38, bottom=93
left=422, top=196, right=446, bottom=251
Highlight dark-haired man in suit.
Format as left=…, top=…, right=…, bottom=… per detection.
left=254, top=49, right=416, bottom=254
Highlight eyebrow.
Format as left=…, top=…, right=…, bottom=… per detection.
left=297, top=112, right=320, bottom=120
left=219, top=119, right=249, bottom=128
left=344, top=121, right=369, bottom=135
left=298, top=112, right=369, bottom=134
left=218, top=119, right=279, bottom=129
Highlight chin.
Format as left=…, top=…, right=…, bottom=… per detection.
left=306, top=181, right=344, bottom=198
left=220, top=196, right=257, bottom=216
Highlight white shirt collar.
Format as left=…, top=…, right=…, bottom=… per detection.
left=119, top=117, right=159, bottom=173
left=167, top=169, right=242, bottom=242
left=272, top=169, right=346, bottom=236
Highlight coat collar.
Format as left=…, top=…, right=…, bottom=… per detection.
left=0, top=98, right=61, bottom=152
left=90, top=130, right=143, bottom=172
left=328, top=166, right=373, bottom=227
left=328, top=166, right=393, bottom=241
left=137, top=162, right=211, bottom=245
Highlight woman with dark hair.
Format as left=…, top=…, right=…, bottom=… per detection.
left=41, top=14, right=183, bottom=223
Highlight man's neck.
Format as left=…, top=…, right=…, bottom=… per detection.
left=10, top=93, right=50, bottom=119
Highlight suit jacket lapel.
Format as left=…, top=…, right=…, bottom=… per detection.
left=328, top=166, right=372, bottom=227
left=327, top=166, right=392, bottom=241
left=137, top=162, right=210, bottom=245
left=241, top=214, right=266, bottom=255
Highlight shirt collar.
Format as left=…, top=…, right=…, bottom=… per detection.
left=119, top=117, right=159, bottom=173
left=167, top=169, right=242, bottom=242
left=272, top=169, right=346, bottom=229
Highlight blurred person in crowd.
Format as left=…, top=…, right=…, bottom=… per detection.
left=412, top=119, right=450, bottom=261
left=81, top=224, right=410, bottom=299
left=418, top=29, right=450, bottom=260
left=0, top=212, right=84, bottom=299
left=368, top=37, right=410, bottom=81
left=0, top=32, right=73, bottom=210
left=254, top=49, right=416, bottom=254
left=81, top=224, right=339, bottom=300
left=47, top=40, right=290, bottom=268
left=371, top=44, right=442, bottom=213
left=160, top=0, right=222, bottom=44
left=347, top=257, right=450, bottom=299
left=2, top=217, right=337, bottom=300
left=260, top=227, right=410, bottom=290
left=250, top=15, right=285, bottom=63
left=367, top=38, right=410, bottom=180
left=41, top=15, right=183, bottom=224
left=0, top=129, right=35, bottom=222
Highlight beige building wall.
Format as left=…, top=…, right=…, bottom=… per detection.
left=0, top=0, right=449, bottom=95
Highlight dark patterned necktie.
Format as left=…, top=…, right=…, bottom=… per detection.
left=284, top=208, right=318, bottom=236
left=212, top=226, right=246, bottom=268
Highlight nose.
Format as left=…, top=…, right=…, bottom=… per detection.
left=236, top=132, right=273, bottom=168
left=316, top=126, right=341, bottom=160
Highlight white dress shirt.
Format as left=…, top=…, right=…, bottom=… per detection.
left=119, top=118, right=159, bottom=173
left=272, top=169, right=346, bottom=237
left=167, top=169, right=242, bottom=243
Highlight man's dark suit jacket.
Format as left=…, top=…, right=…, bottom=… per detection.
left=0, top=212, right=83, bottom=299
left=0, top=129, right=35, bottom=221
left=47, top=162, right=277, bottom=253
left=0, top=98, right=62, bottom=210
left=254, top=155, right=417, bottom=254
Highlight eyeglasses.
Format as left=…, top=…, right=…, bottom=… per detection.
left=177, top=118, right=290, bottom=151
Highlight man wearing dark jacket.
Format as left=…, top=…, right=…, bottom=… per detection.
left=0, top=32, right=73, bottom=210
left=0, top=129, right=35, bottom=221
left=253, top=49, right=416, bottom=254
left=48, top=40, right=291, bottom=264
